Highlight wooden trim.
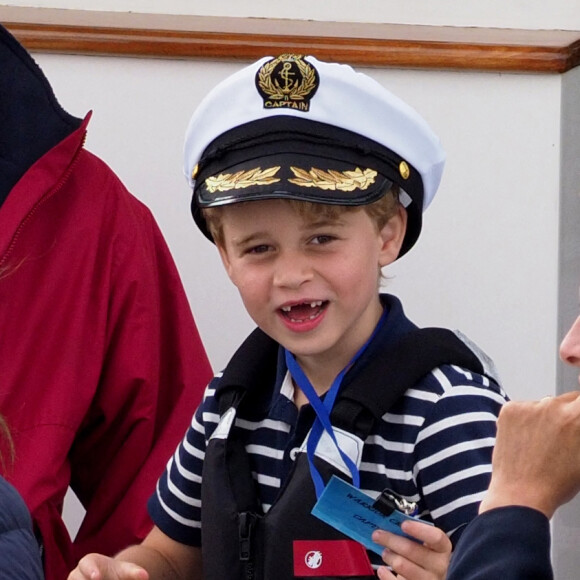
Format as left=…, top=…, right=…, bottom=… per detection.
left=2, top=7, right=580, bottom=73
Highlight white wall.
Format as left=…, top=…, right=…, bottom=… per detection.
left=2, top=0, right=580, bottom=30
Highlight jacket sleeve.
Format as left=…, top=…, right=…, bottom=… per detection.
left=67, top=187, right=213, bottom=562
left=448, top=507, right=553, bottom=579
left=0, top=478, right=43, bottom=580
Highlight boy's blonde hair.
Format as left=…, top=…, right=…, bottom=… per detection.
left=202, top=185, right=401, bottom=248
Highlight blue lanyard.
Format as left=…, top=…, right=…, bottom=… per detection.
left=284, top=308, right=387, bottom=498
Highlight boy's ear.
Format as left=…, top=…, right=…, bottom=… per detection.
left=378, top=205, right=408, bottom=267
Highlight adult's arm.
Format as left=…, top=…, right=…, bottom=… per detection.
left=449, top=392, right=580, bottom=579
left=447, top=506, right=552, bottom=579
left=0, top=478, right=44, bottom=580
left=68, top=168, right=213, bottom=561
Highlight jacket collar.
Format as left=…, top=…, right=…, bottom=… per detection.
left=0, top=24, right=82, bottom=207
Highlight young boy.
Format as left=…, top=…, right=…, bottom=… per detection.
left=69, top=55, right=508, bottom=580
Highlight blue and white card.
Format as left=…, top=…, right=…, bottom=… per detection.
left=311, top=476, right=432, bottom=556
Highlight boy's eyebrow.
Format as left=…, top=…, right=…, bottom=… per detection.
left=230, top=232, right=269, bottom=248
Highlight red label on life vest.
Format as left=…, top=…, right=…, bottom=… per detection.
left=293, top=539, right=374, bottom=576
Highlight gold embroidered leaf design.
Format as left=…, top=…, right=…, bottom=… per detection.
left=288, top=167, right=378, bottom=191
left=205, top=167, right=281, bottom=193
left=257, top=60, right=285, bottom=100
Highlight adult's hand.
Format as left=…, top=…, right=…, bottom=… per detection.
left=480, top=391, right=580, bottom=519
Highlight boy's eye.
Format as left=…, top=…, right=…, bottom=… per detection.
left=246, top=244, right=271, bottom=254
left=311, top=234, right=336, bottom=245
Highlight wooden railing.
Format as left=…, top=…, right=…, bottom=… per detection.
left=2, top=7, right=580, bottom=73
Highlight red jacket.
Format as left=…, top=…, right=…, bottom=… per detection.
left=0, top=114, right=212, bottom=579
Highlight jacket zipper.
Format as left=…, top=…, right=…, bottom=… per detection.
left=0, top=132, right=87, bottom=269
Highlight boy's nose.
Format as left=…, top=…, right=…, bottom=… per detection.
left=560, top=315, right=580, bottom=367
left=273, top=251, right=313, bottom=289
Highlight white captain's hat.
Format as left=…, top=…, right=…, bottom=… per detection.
left=184, top=54, right=445, bottom=257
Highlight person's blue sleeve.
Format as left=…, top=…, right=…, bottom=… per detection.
left=0, top=478, right=44, bottom=579
left=448, top=506, right=552, bottom=580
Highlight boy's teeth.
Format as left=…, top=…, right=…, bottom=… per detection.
left=281, top=301, right=322, bottom=312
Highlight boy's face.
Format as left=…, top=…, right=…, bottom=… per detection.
left=217, top=198, right=406, bottom=375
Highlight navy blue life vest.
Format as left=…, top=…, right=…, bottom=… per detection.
left=201, top=325, right=496, bottom=579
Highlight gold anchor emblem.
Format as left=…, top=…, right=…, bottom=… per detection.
left=256, top=54, right=319, bottom=112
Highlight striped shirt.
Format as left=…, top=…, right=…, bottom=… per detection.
left=149, top=295, right=508, bottom=551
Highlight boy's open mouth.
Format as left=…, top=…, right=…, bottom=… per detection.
left=280, top=300, right=328, bottom=323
